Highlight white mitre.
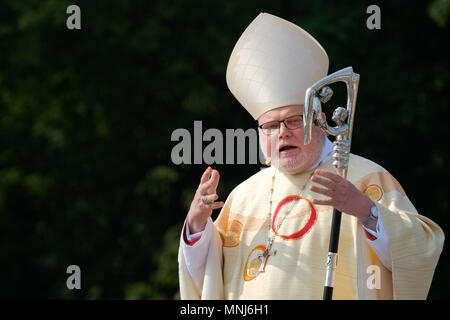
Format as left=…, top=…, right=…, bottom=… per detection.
left=226, top=13, right=329, bottom=120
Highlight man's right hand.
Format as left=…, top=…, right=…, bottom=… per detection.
left=187, top=167, right=224, bottom=234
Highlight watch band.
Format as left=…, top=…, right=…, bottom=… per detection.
left=361, top=205, right=378, bottom=227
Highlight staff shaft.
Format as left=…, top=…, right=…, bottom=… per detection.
left=323, top=208, right=342, bottom=300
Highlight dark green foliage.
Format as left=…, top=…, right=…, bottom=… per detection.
left=0, top=0, right=448, bottom=299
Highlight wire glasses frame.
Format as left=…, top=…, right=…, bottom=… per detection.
left=258, top=115, right=303, bottom=135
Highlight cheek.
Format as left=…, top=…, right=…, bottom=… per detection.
left=311, top=129, right=325, bottom=151
left=259, top=135, right=271, bottom=157
left=311, top=126, right=325, bottom=141
left=302, top=127, right=324, bottom=152
left=292, top=128, right=306, bottom=147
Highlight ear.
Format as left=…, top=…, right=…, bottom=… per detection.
left=321, top=112, right=327, bottom=121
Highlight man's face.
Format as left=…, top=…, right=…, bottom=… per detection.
left=258, top=105, right=325, bottom=175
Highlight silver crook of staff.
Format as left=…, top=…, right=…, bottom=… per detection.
left=303, top=66, right=360, bottom=300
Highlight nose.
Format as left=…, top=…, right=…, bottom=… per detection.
left=278, top=121, right=291, bottom=138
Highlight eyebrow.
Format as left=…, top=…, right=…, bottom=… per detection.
left=259, top=114, right=302, bottom=124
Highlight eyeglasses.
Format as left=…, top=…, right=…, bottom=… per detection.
left=258, top=115, right=303, bottom=135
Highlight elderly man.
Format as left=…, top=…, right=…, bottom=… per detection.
left=178, top=13, right=444, bottom=300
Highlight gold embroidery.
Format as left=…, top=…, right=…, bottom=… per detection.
left=223, top=219, right=243, bottom=247
left=243, top=244, right=267, bottom=281
left=248, top=258, right=262, bottom=277
left=364, top=184, right=383, bottom=201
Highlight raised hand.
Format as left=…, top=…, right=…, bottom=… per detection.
left=187, top=167, right=225, bottom=233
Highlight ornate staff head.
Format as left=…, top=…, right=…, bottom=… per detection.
left=303, top=67, right=360, bottom=176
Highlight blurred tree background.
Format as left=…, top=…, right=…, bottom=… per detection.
left=0, top=0, right=448, bottom=299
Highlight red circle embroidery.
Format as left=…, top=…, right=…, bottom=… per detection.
left=271, top=195, right=317, bottom=240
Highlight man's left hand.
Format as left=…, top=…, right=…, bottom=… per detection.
left=310, top=169, right=375, bottom=228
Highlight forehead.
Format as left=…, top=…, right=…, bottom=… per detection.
left=258, top=105, right=304, bottom=123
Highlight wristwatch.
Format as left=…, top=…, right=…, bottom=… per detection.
left=361, top=204, right=378, bottom=227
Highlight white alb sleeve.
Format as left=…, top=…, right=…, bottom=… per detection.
left=181, top=217, right=213, bottom=292
left=361, top=207, right=392, bottom=271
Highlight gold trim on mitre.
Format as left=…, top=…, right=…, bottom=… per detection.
left=226, top=13, right=329, bottom=120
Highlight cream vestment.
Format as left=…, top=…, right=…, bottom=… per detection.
left=178, top=154, right=444, bottom=299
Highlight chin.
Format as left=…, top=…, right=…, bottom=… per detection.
left=278, top=156, right=309, bottom=174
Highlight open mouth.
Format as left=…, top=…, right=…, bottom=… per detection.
left=279, top=145, right=299, bottom=153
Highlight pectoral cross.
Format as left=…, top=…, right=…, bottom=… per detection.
left=256, top=240, right=277, bottom=273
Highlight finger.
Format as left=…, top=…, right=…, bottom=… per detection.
left=209, top=169, right=220, bottom=189
left=199, top=166, right=212, bottom=185
left=311, top=174, right=335, bottom=190
left=312, top=198, right=333, bottom=206
left=199, top=169, right=220, bottom=194
left=310, top=185, right=334, bottom=197
left=314, top=169, right=342, bottom=182
left=208, top=201, right=225, bottom=210
left=199, top=194, right=218, bottom=204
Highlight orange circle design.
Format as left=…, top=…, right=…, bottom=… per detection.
left=243, top=245, right=266, bottom=281
left=364, top=184, right=383, bottom=201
